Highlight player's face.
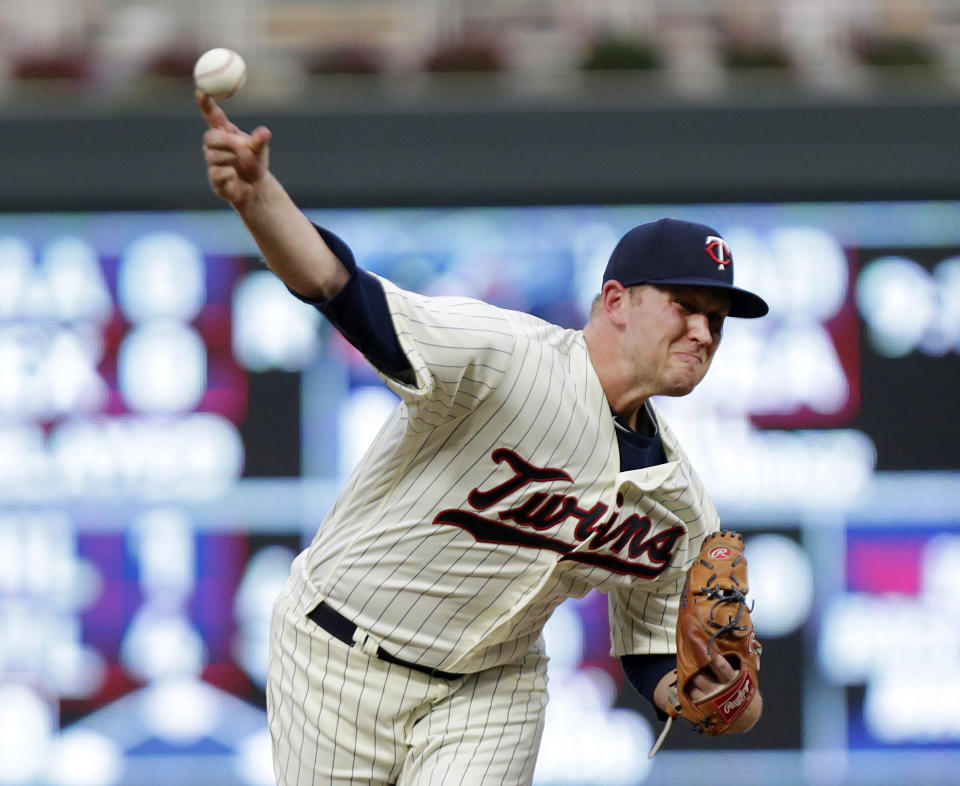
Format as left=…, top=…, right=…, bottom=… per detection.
left=624, top=284, right=730, bottom=397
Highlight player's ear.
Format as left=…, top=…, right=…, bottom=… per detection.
left=600, top=280, right=632, bottom=327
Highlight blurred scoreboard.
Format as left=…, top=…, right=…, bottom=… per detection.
left=0, top=202, right=958, bottom=786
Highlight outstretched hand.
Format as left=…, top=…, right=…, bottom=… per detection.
left=197, top=89, right=272, bottom=206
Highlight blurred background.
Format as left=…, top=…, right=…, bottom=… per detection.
left=1, top=1, right=959, bottom=785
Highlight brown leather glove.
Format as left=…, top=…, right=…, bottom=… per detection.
left=667, top=530, right=762, bottom=736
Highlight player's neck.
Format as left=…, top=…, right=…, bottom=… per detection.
left=584, top=322, right=653, bottom=428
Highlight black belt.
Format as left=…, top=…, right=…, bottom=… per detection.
left=307, top=601, right=465, bottom=680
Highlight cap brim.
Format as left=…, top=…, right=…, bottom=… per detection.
left=644, top=276, right=769, bottom=318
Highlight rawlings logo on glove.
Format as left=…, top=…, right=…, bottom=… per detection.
left=650, top=530, right=762, bottom=756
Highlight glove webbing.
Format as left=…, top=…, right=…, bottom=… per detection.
left=693, top=555, right=752, bottom=658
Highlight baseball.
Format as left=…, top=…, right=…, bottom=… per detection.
left=193, top=48, right=247, bottom=99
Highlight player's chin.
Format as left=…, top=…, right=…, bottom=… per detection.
left=658, top=372, right=707, bottom=398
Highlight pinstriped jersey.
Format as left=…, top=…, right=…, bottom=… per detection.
left=296, top=273, right=721, bottom=674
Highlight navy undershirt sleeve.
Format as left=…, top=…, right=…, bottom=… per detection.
left=621, top=653, right=676, bottom=720
left=286, top=226, right=413, bottom=379
left=614, top=409, right=671, bottom=716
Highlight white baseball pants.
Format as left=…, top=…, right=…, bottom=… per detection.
left=267, top=583, right=548, bottom=785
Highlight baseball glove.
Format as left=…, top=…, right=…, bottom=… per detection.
left=650, top=530, right=761, bottom=755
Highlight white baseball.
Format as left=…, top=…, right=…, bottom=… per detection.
left=193, top=48, right=247, bottom=99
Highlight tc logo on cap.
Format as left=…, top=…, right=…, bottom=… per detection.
left=705, top=236, right=732, bottom=270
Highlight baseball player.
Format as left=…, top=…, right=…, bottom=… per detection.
left=198, top=92, right=766, bottom=785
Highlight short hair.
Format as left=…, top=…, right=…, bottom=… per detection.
left=588, top=284, right=646, bottom=320
left=589, top=293, right=603, bottom=319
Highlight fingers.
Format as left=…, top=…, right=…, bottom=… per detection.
left=197, top=86, right=271, bottom=164
left=204, top=147, right=243, bottom=169
left=198, top=90, right=271, bottom=204
left=248, top=126, right=272, bottom=156
left=688, top=669, right=718, bottom=698
left=207, top=164, right=246, bottom=203
left=686, top=654, right=739, bottom=700
left=708, top=652, right=737, bottom=683
left=203, top=124, right=270, bottom=165
left=196, top=89, right=241, bottom=134
left=208, top=164, right=236, bottom=190
left=197, top=90, right=270, bottom=155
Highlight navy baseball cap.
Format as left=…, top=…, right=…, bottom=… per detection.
left=602, top=218, right=768, bottom=318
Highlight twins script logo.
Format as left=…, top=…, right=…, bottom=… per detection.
left=705, top=236, right=732, bottom=270
left=433, top=448, right=684, bottom=578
